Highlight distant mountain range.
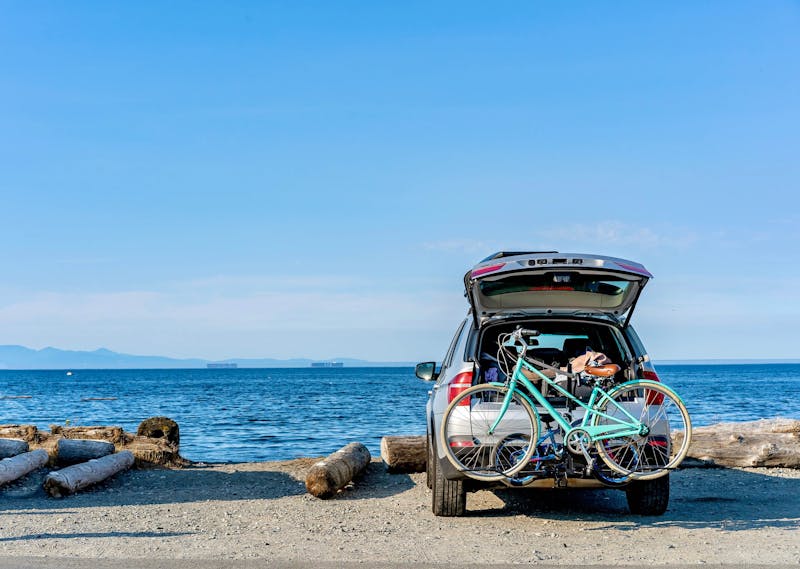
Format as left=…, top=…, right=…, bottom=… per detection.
left=1, top=345, right=796, bottom=370
left=0, top=345, right=416, bottom=370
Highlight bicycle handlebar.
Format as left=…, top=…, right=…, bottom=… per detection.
left=500, top=328, right=581, bottom=379
left=512, top=327, right=540, bottom=339
left=502, top=327, right=541, bottom=356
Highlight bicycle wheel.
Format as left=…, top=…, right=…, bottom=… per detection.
left=440, top=384, right=539, bottom=481
left=592, top=380, right=691, bottom=480
left=492, top=433, right=538, bottom=485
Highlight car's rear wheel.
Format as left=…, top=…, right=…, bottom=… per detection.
left=425, top=432, right=434, bottom=489
left=431, top=455, right=466, bottom=517
left=625, top=473, right=670, bottom=515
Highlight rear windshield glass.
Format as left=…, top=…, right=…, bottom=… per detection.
left=531, top=333, right=589, bottom=351
left=478, top=272, right=634, bottom=310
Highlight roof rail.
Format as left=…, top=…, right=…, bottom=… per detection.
left=479, top=251, right=559, bottom=263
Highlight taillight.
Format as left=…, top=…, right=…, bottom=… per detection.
left=641, top=369, right=664, bottom=405
left=448, top=371, right=474, bottom=407
left=642, top=370, right=660, bottom=382
left=471, top=263, right=506, bottom=278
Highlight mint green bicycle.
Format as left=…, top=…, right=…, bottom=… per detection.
left=440, top=327, right=692, bottom=484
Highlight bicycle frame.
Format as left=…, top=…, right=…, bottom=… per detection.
left=489, top=354, right=648, bottom=445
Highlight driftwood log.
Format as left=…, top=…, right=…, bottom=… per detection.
left=43, top=450, right=135, bottom=497
left=0, top=439, right=29, bottom=459
left=683, top=419, right=800, bottom=468
left=56, top=439, right=116, bottom=466
left=0, top=417, right=187, bottom=468
left=51, top=425, right=124, bottom=444
left=137, top=417, right=180, bottom=446
left=0, top=449, right=49, bottom=486
left=305, top=442, right=371, bottom=499
left=381, top=435, right=426, bottom=473
left=123, top=436, right=186, bottom=468
left=377, top=419, right=800, bottom=474
left=129, top=416, right=186, bottom=467
left=0, top=425, right=40, bottom=443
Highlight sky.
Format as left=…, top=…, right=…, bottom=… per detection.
left=0, top=2, right=798, bottom=362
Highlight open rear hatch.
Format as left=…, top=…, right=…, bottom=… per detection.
left=464, top=252, right=652, bottom=327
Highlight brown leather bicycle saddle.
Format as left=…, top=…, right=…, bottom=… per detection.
left=583, top=364, right=620, bottom=377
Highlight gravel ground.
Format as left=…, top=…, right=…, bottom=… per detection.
left=1, top=459, right=799, bottom=565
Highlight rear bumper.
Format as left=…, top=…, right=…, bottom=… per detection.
left=437, top=455, right=608, bottom=489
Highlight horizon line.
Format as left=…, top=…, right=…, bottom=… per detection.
left=1, top=358, right=800, bottom=372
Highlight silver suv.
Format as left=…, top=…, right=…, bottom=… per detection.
left=416, top=251, right=670, bottom=517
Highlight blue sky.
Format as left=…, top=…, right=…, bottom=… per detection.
left=0, top=2, right=798, bottom=361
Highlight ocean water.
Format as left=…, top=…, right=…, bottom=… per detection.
left=1, top=364, right=798, bottom=463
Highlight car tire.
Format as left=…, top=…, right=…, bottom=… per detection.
left=432, top=456, right=466, bottom=517
left=625, top=473, right=670, bottom=515
left=425, top=433, right=434, bottom=490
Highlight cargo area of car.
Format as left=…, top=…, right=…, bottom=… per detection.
left=474, top=318, right=635, bottom=387
left=470, top=318, right=639, bottom=485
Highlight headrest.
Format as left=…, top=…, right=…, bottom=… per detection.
left=562, top=338, right=591, bottom=357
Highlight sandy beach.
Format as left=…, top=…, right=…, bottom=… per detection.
left=1, top=459, right=799, bottom=566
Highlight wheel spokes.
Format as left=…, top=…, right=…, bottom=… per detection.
left=594, top=382, right=691, bottom=479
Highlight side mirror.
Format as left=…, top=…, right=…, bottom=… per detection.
left=415, top=361, right=437, bottom=381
